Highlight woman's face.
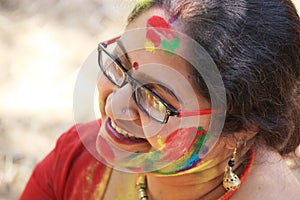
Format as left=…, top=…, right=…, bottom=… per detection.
left=96, top=8, right=223, bottom=173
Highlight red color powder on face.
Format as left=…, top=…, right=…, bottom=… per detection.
left=159, top=127, right=198, bottom=161
left=146, top=15, right=175, bottom=45
left=147, top=15, right=171, bottom=30
left=146, top=29, right=161, bottom=47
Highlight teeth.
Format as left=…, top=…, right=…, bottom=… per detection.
left=111, top=120, right=141, bottom=140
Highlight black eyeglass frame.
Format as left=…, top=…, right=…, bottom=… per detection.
left=97, top=37, right=180, bottom=124
left=97, top=36, right=214, bottom=124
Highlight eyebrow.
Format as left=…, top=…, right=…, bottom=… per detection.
left=137, top=73, right=181, bottom=103
left=155, top=84, right=181, bottom=103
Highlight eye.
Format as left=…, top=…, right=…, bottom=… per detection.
left=144, top=83, right=180, bottom=109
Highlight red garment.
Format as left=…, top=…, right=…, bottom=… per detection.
left=20, top=121, right=112, bottom=200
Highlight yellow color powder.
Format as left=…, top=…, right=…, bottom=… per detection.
left=144, top=40, right=156, bottom=53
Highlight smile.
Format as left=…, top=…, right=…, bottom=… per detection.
left=111, top=120, right=143, bottom=140
left=104, top=118, right=148, bottom=145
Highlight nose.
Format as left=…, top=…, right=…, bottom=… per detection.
left=105, top=83, right=140, bottom=121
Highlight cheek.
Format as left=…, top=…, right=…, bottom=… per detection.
left=144, top=118, right=182, bottom=149
left=145, top=114, right=212, bottom=152
left=97, top=75, right=115, bottom=115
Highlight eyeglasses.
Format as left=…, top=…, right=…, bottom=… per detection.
left=97, top=36, right=214, bottom=124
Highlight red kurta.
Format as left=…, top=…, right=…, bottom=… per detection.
left=20, top=120, right=112, bottom=200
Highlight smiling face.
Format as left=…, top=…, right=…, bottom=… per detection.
left=96, top=8, right=223, bottom=173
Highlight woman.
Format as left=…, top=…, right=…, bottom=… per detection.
left=21, top=0, right=300, bottom=199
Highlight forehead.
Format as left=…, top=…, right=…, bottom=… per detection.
left=112, top=7, right=222, bottom=108
left=119, top=7, right=190, bottom=75
left=110, top=8, right=208, bottom=107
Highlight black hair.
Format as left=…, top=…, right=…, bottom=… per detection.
left=128, top=0, right=300, bottom=155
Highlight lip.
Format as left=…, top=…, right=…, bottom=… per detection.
left=105, top=118, right=149, bottom=145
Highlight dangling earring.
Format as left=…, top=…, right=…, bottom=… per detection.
left=136, top=175, right=148, bottom=200
left=223, top=147, right=241, bottom=191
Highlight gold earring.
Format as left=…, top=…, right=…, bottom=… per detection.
left=136, top=175, right=148, bottom=200
left=223, top=147, right=241, bottom=191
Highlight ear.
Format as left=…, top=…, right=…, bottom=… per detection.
left=224, top=128, right=258, bottom=150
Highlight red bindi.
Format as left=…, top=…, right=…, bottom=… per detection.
left=133, top=62, right=139, bottom=70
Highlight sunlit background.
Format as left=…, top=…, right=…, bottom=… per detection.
left=0, top=0, right=299, bottom=199
left=0, top=0, right=136, bottom=198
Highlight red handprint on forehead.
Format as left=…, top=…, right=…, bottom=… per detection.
left=145, top=15, right=180, bottom=54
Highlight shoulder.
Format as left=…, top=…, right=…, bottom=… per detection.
left=46, top=119, right=104, bottom=178
left=232, top=149, right=300, bottom=200
left=20, top=120, right=111, bottom=200
left=52, top=119, right=102, bottom=161
left=57, top=119, right=102, bottom=147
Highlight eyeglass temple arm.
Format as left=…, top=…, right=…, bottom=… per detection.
left=101, top=36, right=121, bottom=47
left=177, top=109, right=216, bottom=118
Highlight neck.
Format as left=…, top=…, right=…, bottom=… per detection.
left=146, top=171, right=224, bottom=200
left=145, top=146, right=252, bottom=200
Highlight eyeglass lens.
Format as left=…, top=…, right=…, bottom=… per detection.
left=100, top=51, right=125, bottom=86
